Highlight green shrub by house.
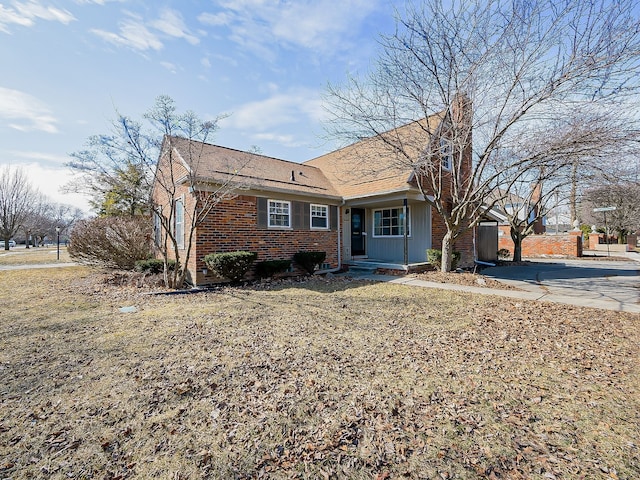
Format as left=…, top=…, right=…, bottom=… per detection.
left=135, top=258, right=176, bottom=274
left=293, top=251, right=326, bottom=275
left=255, top=259, right=292, bottom=279
left=426, top=248, right=461, bottom=270
left=203, top=251, right=257, bottom=282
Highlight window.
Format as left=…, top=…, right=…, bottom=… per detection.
left=440, top=138, right=452, bottom=171
left=175, top=198, right=184, bottom=249
left=153, top=209, right=162, bottom=246
left=310, top=204, right=329, bottom=229
left=268, top=200, right=291, bottom=228
left=373, top=207, right=410, bottom=237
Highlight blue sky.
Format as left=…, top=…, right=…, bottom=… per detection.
left=0, top=0, right=398, bottom=211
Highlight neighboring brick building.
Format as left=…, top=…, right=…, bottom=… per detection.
left=154, top=103, right=476, bottom=286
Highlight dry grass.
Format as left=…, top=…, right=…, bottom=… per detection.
left=411, top=271, right=518, bottom=289
left=0, top=246, right=71, bottom=265
left=1, top=267, right=638, bottom=479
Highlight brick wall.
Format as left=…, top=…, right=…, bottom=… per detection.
left=498, top=228, right=582, bottom=257
left=195, top=195, right=339, bottom=285
left=429, top=205, right=475, bottom=268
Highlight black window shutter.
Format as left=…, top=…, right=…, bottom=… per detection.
left=303, top=203, right=310, bottom=229
left=257, top=197, right=267, bottom=228
left=292, top=201, right=310, bottom=230
left=330, top=205, right=338, bottom=230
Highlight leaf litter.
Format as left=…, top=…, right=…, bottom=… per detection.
left=0, top=267, right=638, bottom=479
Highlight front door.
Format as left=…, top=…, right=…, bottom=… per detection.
left=351, top=208, right=366, bottom=256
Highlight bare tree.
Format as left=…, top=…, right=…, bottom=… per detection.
left=68, top=96, right=246, bottom=288
left=25, top=198, right=84, bottom=247
left=582, top=182, right=640, bottom=242
left=66, top=119, right=151, bottom=217
left=325, top=0, right=640, bottom=271
left=0, top=167, right=39, bottom=250
left=148, top=97, right=248, bottom=289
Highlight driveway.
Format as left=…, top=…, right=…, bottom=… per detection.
left=482, top=256, right=640, bottom=313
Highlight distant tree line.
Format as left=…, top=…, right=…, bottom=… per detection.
left=0, top=166, right=83, bottom=250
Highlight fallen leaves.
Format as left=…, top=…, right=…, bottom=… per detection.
left=0, top=269, right=638, bottom=479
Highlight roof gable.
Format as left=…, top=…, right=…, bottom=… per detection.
left=304, top=112, right=445, bottom=198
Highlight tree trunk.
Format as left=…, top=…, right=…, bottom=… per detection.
left=510, top=227, right=523, bottom=262
left=440, top=231, right=454, bottom=272
left=570, top=160, right=578, bottom=224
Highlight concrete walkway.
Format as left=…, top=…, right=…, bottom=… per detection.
left=354, top=252, right=640, bottom=314
left=0, top=262, right=77, bottom=271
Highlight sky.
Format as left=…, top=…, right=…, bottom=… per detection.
left=0, top=0, right=399, bottom=212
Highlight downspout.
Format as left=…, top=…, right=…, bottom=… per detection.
left=403, top=198, right=408, bottom=266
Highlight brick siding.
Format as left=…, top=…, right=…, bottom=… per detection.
left=195, top=195, right=339, bottom=285
left=498, top=228, right=582, bottom=257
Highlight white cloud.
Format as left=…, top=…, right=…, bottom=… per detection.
left=74, top=0, right=124, bottom=4
left=92, top=8, right=202, bottom=52
left=199, top=0, right=381, bottom=58
left=223, top=87, right=325, bottom=132
left=91, top=18, right=163, bottom=51
left=24, top=163, right=91, bottom=211
left=0, top=1, right=75, bottom=33
left=0, top=87, right=58, bottom=133
left=150, top=8, right=199, bottom=45
left=198, top=11, right=232, bottom=27
left=0, top=161, right=91, bottom=212
left=160, top=61, right=178, bottom=73
left=252, top=132, right=305, bottom=148
left=9, top=150, right=68, bottom=165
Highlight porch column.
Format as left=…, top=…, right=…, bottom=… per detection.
left=403, top=198, right=408, bottom=265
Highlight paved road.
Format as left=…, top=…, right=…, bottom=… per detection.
left=482, top=256, right=640, bottom=312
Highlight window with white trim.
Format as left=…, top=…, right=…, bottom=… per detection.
left=440, top=138, right=452, bottom=171
left=268, top=200, right=291, bottom=228
left=310, top=204, right=329, bottom=229
left=175, top=198, right=185, bottom=249
left=373, top=207, right=410, bottom=237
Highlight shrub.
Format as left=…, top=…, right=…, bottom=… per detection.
left=203, top=251, right=257, bottom=282
left=255, top=259, right=292, bottom=279
left=497, top=248, right=511, bottom=259
left=293, top=251, right=326, bottom=275
left=68, top=216, right=152, bottom=270
left=135, top=258, right=176, bottom=274
left=426, top=248, right=461, bottom=270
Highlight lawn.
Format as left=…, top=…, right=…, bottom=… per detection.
left=0, top=267, right=638, bottom=479
left=0, top=246, right=71, bottom=265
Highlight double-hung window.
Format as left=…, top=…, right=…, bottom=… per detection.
left=174, top=198, right=184, bottom=249
left=373, top=207, right=410, bottom=237
left=310, top=204, right=329, bottom=229
left=268, top=200, right=291, bottom=228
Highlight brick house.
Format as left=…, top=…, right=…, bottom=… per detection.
left=153, top=106, right=474, bottom=286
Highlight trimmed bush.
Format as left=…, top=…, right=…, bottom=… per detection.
left=426, top=248, right=461, bottom=270
left=203, top=251, right=257, bottom=282
left=293, top=251, right=326, bottom=275
left=255, top=259, right=292, bottom=279
left=135, top=258, right=176, bottom=274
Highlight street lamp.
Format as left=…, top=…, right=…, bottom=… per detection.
left=56, top=227, right=60, bottom=261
